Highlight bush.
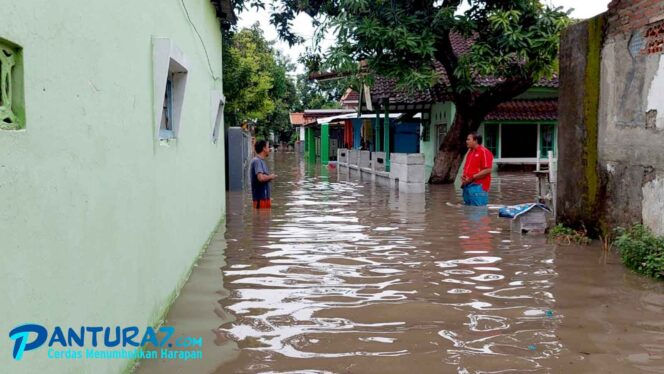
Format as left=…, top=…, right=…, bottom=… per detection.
left=614, top=225, right=664, bottom=280
left=548, top=224, right=591, bottom=245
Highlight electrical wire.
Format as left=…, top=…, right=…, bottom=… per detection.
left=180, top=0, right=222, bottom=82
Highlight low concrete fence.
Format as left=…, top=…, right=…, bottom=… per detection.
left=347, top=149, right=360, bottom=168
left=359, top=151, right=372, bottom=169
left=337, top=148, right=348, bottom=164
left=336, top=148, right=426, bottom=193
left=390, top=153, right=426, bottom=193
left=373, top=152, right=387, bottom=173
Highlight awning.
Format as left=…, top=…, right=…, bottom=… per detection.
left=316, top=112, right=403, bottom=125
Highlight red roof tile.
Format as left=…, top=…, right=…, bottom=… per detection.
left=341, top=89, right=360, bottom=102
left=370, top=33, right=558, bottom=105
left=485, top=99, right=558, bottom=121
left=289, top=112, right=305, bottom=125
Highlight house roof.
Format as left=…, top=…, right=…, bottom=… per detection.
left=209, top=0, right=237, bottom=29
left=316, top=112, right=402, bottom=125
left=371, top=58, right=559, bottom=105
left=341, top=89, right=360, bottom=103
left=311, top=33, right=558, bottom=106
left=290, top=112, right=305, bottom=126
left=301, top=109, right=357, bottom=125
left=484, top=99, right=558, bottom=121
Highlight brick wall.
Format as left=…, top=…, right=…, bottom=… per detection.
left=607, top=0, right=664, bottom=37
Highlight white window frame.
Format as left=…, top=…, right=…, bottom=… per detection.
left=210, top=90, right=225, bottom=144
left=153, top=37, right=189, bottom=141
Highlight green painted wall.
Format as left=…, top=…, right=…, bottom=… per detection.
left=0, top=1, right=226, bottom=373
left=421, top=102, right=456, bottom=179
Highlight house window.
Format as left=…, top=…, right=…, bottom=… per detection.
left=436, top=124, right=447, bottom=151
left=210, top=90, right=225, bottom=143
left=161, top=77, right=173, bottom=137
left=484, top=124, right=499, bottom=156
left=540, top=124, right=556, bottom=157
left=0, top=39, right=24, bottom=130
left=153, top=38, right=189, bottom=141
left=501, top=123, right=537, bottom=158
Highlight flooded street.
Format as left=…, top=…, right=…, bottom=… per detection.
left=138, top=153, right=664, bottom=374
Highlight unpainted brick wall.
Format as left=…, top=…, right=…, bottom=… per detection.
left=607, top=0, right=664, bottom=37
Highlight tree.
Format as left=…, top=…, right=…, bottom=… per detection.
left=223, top=24, right=299, bottom=143
left=233, top=0, right=569, bottom=183
left=222, top=24, right=276, bottom=128
left=259, top=52, right=298, bottom=142
left=292, top=74, right=344, bottom=112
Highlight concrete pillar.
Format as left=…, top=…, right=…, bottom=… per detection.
left=384, top=101, right=391, bottom=172
left=557, top=15, right=605, bottom=235
left=375, top=112, right=381, bottom=151
left=321, top=123, right=330, bottom=165
left=306, top=127, right=316, bottom=162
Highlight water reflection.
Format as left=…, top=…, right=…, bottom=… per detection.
left=139, top=153, right=664, bottom=374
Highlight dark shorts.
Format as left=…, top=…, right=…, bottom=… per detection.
left=462, top=184, right=488, bottom=206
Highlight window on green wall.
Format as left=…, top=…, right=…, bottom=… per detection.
left=484, top=124, right=499, bottom=156
left=0, top=38, right=25, bottom=130
left=540, top=124, right=555, bottom=157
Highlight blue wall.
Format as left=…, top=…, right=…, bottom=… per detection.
left=393, top=122, right=420, bottom=153
left=352, top=119, right=362, bottom=149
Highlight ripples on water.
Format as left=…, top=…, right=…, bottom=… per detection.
left=214, top=154, right=664, bottom=374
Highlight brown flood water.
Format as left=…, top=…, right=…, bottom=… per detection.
left=137, top=153, right=664, bottom=374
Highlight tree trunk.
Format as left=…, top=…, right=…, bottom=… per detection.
left=429, top=110, right=482, bottom=184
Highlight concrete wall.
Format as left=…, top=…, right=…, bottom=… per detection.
left=0, top=1, right=226, bottom=372
left=558, top=0, right=664, bottom=236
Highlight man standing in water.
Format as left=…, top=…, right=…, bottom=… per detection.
left=461, top=132, right=494, bottom=206
left=251, top=140, right=277, bottom=209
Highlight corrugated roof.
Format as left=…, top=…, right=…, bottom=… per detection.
left=302, top=109, right=357, bottom=125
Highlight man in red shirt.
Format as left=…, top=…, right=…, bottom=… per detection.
left=461, top=131, right=494, bottom=206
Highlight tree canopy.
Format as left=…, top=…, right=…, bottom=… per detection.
left=222, top=23, right=341, bottom=143
left=232, top=0, right=569, bottom=181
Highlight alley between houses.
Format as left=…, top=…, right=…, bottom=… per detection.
left=137, top=153, right=664, bottom=374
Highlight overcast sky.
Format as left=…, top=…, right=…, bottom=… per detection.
left=237, top=1, right=611, bottom=74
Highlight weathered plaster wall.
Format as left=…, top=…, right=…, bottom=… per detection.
left=559, top=1, right=664, bottom=236
left=643, top=176, right=664, bottom=235
left=0, top=0, right=226, bottom=373
left=598, top=19, right=664, bottom=235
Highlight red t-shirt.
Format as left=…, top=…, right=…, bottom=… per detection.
left=463, top=145, right=494, bottom=192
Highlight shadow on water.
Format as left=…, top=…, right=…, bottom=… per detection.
left=137, top=152, right=664, bottom=374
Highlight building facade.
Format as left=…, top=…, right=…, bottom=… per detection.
left=368, top=60, right=559, bottom=180
left=0, top=1, right=232, bottom=372
left=422, top=93, right=558, bottom=179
